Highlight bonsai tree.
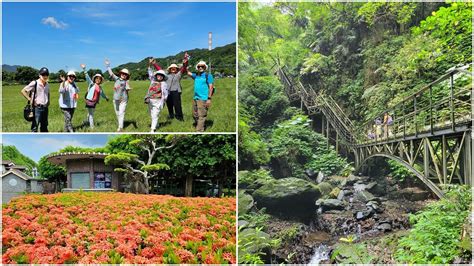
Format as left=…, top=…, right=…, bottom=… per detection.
left=104, top=135, right=179, bottom=194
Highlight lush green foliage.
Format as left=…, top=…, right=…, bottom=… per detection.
left=395, top=185, right=472, bottom=263
left=387, top=159, right=415, bottom=182
left=115, top=43, right=236, bottom=78
left=104, top=134, right=236, bottom=182
left=1, top=145, right=37, bottom=176
left=239, top=74, right=289, bottom=130
left=239, top=2, right=472, bottom=125
left=270, top=115, right=349, bottom=178
left=2, top=78, right=235, bottom=132
left=37, top=156, right=66, bottom=183
left=238, top=112, right=270, bottom=169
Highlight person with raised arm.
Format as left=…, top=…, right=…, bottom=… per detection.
left=81, top=64, right=109, bottom=129
left=149, top=54, right=188, bottom=121
left=105, top=59, right=131, bottom=132
left=58, top=71, right=79, bottom=132
left=185, top=59, right=214, bottom=132
left=145, top=59, right=168, bottom=132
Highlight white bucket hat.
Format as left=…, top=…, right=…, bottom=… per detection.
left=195, top=61, right=208, bottom=70
left=67, top=70, right=76, bottom=77
left=92, top=73, right=103, bottom=83
left=154, top=70, right=168, bottom=81
left=119, top=68, right=130, bottom=76
left=167, top=64, right=179, bottom=71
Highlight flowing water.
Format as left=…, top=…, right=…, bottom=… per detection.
left=308, top=244, right=330, bottom=265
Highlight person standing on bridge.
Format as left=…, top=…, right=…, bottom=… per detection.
left=375, top=117, right=382, bottom=140
left=383, top=112, right=393, bottom=139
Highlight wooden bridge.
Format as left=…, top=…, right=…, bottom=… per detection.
left=276, top=65, right=472, bottom=198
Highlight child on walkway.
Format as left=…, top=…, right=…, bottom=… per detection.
left=81, top=64, right=109, bottom=129
left=105, top=59, right=131, bottom=132
left=145, top=62, right=168, bottom=132
left=58, top=71, right=79, bottom=132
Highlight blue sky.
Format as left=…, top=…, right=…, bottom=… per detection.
left=2, top=2, right=236, bottom=72
left=2, top=134, right=111, bottom=162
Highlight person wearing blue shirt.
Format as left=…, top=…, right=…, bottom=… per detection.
left=186, top=60, right=214, bottom=132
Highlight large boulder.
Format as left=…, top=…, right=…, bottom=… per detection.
left=316, top=199, right=346, bottom=211
left=252, top=177, right=321, bottom=219
left=398, top=187, right=431, bottom=201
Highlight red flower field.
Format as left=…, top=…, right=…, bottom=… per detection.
left=2, top=192, right=236, bottom=264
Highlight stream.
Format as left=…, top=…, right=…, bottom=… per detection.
left=268, top=174, right=434, bottom=264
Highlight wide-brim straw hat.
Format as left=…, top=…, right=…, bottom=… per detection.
left=92, top=74, right=103, bottom=83
left=154, top=70, right=168, bottom=81
left=119, top=68, right=130, bottom=76
left=167, top=64, right=179, bottom=71
left=195, top=61, right=208, bottom=70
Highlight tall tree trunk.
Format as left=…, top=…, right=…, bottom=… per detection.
left=185, top=176, right=193, bottom=197
left=144, top=177, right=150, bottom=194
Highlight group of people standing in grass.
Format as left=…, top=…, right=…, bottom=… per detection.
left=20, top=53, right=214, bottom=132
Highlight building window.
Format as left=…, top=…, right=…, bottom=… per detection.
left=71, top=172, right=90, bottom=189
left=94, top=172, right=112, bottom=189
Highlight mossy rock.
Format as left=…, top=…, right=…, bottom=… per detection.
left=318, top=181, right=334, bottom=197
left=331, top=243, right=373, bottom=264
left=252, top=177, right=321, bottom=220
left=326, top=176, right=348, bottom=187
left=329, top=187, right=341, bottom=199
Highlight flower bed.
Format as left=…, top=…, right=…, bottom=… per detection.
left=2, top=192, right=236, bottom=264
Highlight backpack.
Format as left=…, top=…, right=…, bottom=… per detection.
left=23, top=81, right=37, bottom=122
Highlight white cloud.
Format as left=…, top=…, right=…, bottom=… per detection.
left=41, top=17, right=68, bottom=30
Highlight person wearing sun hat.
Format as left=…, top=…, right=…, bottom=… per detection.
left=185, top=59, right=214, bottom=132
left=21, top=67, right=51, bottom=132
left=149, top=56, right=188, bottom=121
left=58, top=70, right=80, bottom=132
left=105, top=58, right=131, bottom=132
left=145, top=61, right=169, bottom=132
left=81, top=64, right=109, bottom=129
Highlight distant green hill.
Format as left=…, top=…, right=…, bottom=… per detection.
left=114, top=42, right=236, bottom=80
left=2, top=145, right=37, bottom=176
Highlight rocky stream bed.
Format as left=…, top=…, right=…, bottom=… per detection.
left=239, top=171, right=435, bottom=264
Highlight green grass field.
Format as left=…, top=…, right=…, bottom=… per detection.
left=2, top=78, right=236, bottom=132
